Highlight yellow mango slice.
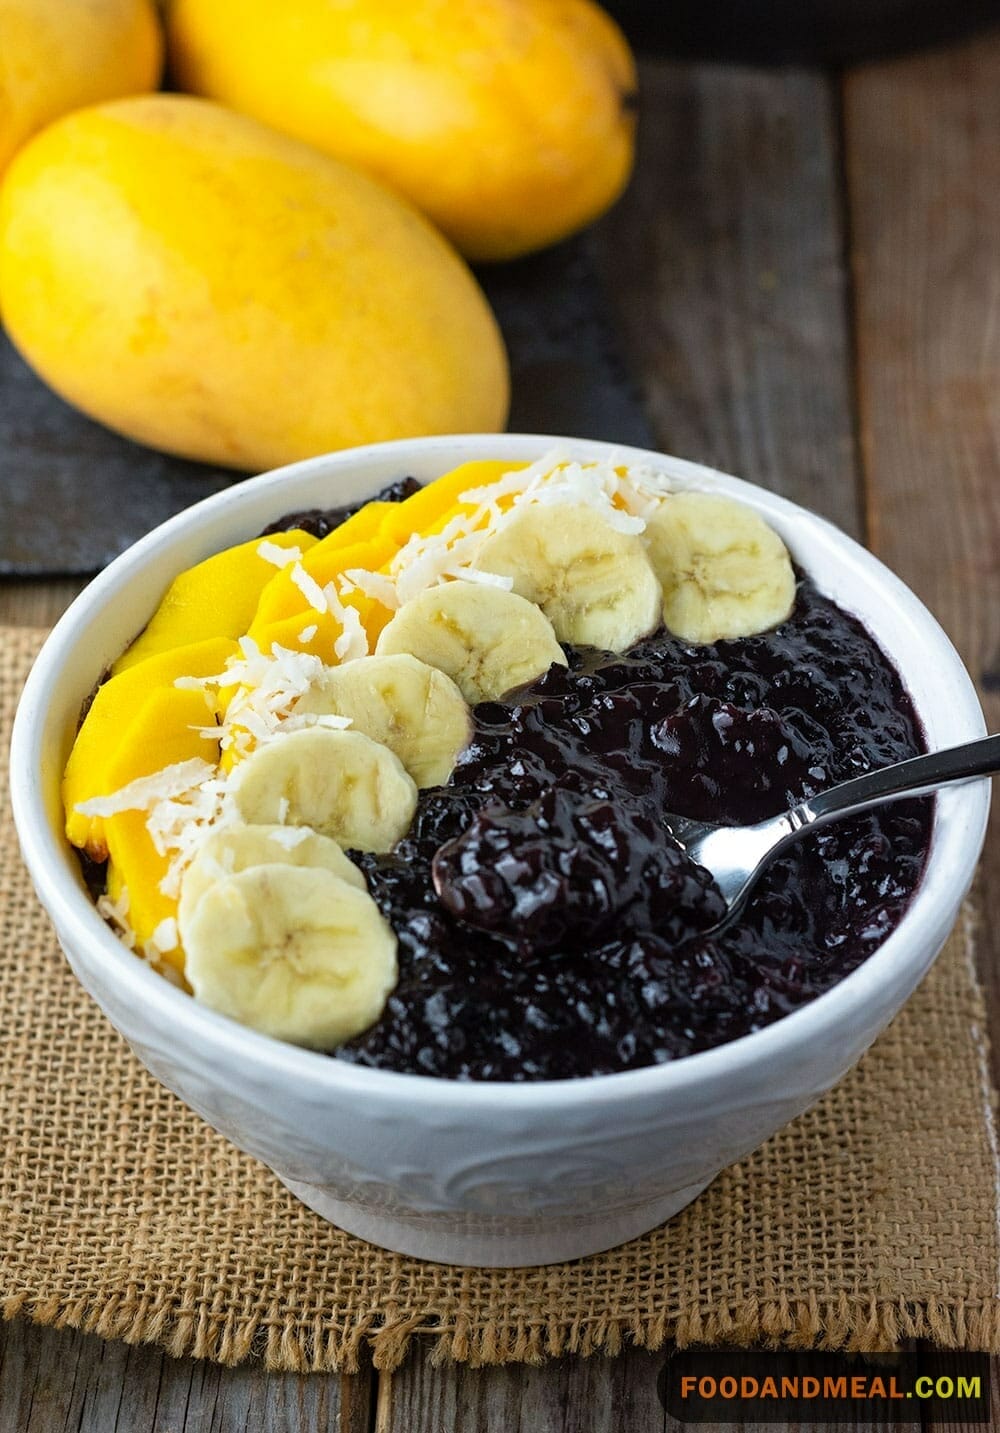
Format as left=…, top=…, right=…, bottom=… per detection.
left=249, top=503, right=395, bottom=629
left=246, top=610, right=344, bottom=663
left=247, top=466, right=525, bottom=653
left=64, top=636, right=236, bottom=857
left=380, top=459, right=519, bottom=547
left=101, top=684, right=222, bottom=971
left=112, top=528, right=315, bottom=673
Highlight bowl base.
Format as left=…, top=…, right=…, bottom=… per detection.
left=274, top=1172, right=716, bottom=1267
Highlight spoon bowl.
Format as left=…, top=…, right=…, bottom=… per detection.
left=675, top=734, right=1000, bottom=930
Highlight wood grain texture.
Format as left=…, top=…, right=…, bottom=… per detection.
left=594, top=59, right=861, bottom=534
left=376, top=1345, right=667, bottom=1433
left=0, top=1319, right=372, bottom=1433
left=0, top=579, right=85, bottom=627
left=844, top=32, right=1000, bottom=1086
left=378, top=1342, right=939, bottom=1433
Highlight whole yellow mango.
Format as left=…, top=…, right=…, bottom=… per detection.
left=165, top=0, right=637, bottom=261
left=0, top=0, right=162, bottom=176
left=0, top=96, right=509, bottom=469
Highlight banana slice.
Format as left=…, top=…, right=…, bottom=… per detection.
left=178, top=822, right=365, bottom=933
left=374, top=580, right=566, bottom=704
left=644, top=492, right=796, bottom=643
left=294, top=653, right=471, bottom=789
left=474, top=502, right=661, bottom=652
left=233, top=727, right=417, bottom=852
left=183, top=865, right=397, bottom=1049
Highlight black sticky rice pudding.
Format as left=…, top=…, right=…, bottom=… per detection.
left=267, top=485, right=932, bottom=1082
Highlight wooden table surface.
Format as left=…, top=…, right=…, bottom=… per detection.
left=3, top=28, right=1000, bottom=1431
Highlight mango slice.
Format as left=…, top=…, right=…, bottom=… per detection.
left=64, top=636, right=236, bottom=857
left=249, top=503, right=395, bottom=630
left=102, top=684, right=222, bottom=970
left=112, top=528, right=315, bottom=673
left=380, top=459, right=520, bottom=547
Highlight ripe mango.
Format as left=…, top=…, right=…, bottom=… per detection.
left=102, top=684, right=221, bottom=968
left=0, top=0, right=162, bottom=177
left=63, top=636, right=235, bottom=858
left=381, top=459, right=523, bottom=546
left=249, top=504, right=395, bottom=631
left=165, top=0, right=637, bottom=261
left=112, top=529, right=315, bottom=673
left=0, top=96, right=509, bottom=469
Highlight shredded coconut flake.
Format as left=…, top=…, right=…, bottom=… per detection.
left=97, top=888, right=136, bottom=949
left=150, top=917, right=178, bottom=954
left=377, top=449, right=677, bottom=608
left=340, top=568, right=399, bottom=611
left=445, top=566, right=513, bottom=589
left=148, top=773, right=236, bottom=899
left=297, top=624, right=318, bottom=642
left=278, top=709, right=352, bottom=737
left=290, top=562, right=328, bottom=614
left=205, top=642, right=333, bottom=758
left=323, top=580, right=369, bottom=662
left=257, top=539, right=303, bottom=569
left=75, top=759, right=215, bottom=818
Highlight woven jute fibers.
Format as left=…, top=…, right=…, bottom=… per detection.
left=2, top=625, right=999, bottom=1373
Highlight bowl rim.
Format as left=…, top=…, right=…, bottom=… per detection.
left=10, top=432, right=991, bottom=1110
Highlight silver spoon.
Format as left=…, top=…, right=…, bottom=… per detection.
left=670, top=732, right=1000, bottom=932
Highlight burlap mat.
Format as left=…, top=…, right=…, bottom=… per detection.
left=2, top=625, right=999, bottom=1372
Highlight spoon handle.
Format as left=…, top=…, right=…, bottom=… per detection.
left=792, top=732, right=1000, bottom=832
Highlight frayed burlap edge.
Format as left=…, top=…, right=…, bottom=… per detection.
left=5, top=1292, right=1000, bottom=1373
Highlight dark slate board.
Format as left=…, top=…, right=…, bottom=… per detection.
left=0, top=232, right=653, bottom=577
left=478, top=235, right=653, bottom=450
left=604, top=0, right=998, bottom=63
left=0, top=334, right=238, bottom=575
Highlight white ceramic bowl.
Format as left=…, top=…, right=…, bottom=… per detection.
left=10, top=434, right=990, bottom=1267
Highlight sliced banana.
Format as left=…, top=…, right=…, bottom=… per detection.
left=294, top=653, right=471, bottom=789
left=177, top=822, right=365, bottom=934
left=644, top=492, right=796, bottom=644
left=233, top=727, right=417, bottom=852
left=473, top=502, right=661, bottom=652
left=183, top=865, right=397, bottom=1049
left=374, top=580, right=567, bottom=704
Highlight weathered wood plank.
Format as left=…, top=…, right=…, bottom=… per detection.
left=377, top=1345, right=667, bottom=1433
left=594, top=59, right=861, bottom=535
left=379, top=1340, right=939, bottom=1433
left=0, top=1319, right=373, bottom=1433
left=0, top=578, right=85, bottom=627
left=844, top=32, right=1000, bottom=1087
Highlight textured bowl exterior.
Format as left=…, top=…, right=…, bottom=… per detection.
left=11, top=434, right=990, bottom=1266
